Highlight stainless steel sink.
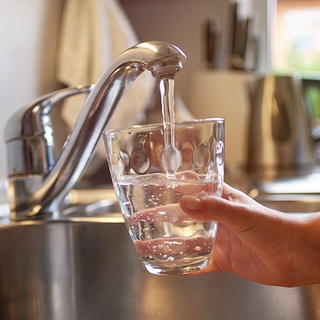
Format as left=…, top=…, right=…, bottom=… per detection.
left=1, top=187, right=320, bottom=320
left=0, top=219, right=319, bottom=320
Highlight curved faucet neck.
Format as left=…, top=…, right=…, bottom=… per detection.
left=8, top=41, right=187, bottom=220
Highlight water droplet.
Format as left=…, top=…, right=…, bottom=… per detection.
left=195, top=246, right=202, bottom=251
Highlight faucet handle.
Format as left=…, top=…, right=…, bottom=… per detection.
left=5, top=85, right=92, bottom=176
left=5, top=85, right=93, bottom=143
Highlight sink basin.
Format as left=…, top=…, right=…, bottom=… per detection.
left=1, top=187, right=320, bottom=319
left=0, top=220, right=319, bottom=320
left=0, top=214, right=319, bottom=319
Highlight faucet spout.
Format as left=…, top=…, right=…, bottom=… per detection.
left=6, top=41, right=187, bottom=219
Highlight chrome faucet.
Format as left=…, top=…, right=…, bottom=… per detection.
left=5, top=41, right=187, bottom=220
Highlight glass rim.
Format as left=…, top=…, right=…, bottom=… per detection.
left=102, top=117, right=224, bottom=136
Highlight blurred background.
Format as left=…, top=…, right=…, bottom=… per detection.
left=1, top=0, right=320, bottom=179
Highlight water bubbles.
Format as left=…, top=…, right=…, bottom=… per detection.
left=164, top=241, right=173, bottom=252
left=172, top=241, right=183, bottom=246
left=195, top=246, right=202, bottom=252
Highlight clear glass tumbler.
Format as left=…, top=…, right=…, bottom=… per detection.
left=103, top=118, right=224, bottom=275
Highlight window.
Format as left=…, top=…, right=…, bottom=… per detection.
left=272, top=0, right=320, bottom=73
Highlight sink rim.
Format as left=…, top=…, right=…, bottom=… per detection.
left=0, top=213, right=124, bottom=230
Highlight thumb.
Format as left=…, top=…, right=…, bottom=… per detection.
left=180, top=195, right=275, bottom=233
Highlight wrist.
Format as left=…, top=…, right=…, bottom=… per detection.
left=293, top=213, right=320, bottom=286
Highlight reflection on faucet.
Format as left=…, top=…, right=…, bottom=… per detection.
left=5, top=41, right=187, bottom=220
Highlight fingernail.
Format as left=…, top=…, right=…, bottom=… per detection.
left=184, top=196, right=201, bottom=210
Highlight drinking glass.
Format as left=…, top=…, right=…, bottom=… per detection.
left=103, top=118, right=224, bottom=275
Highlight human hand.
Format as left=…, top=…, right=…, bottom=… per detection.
left=180, top=183, right=320, bottom=287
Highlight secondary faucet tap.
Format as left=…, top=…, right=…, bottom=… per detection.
left=5, top=41, right=187, bottom=220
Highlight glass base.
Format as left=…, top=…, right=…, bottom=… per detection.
left=142, top=256, right=211, bottom=276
